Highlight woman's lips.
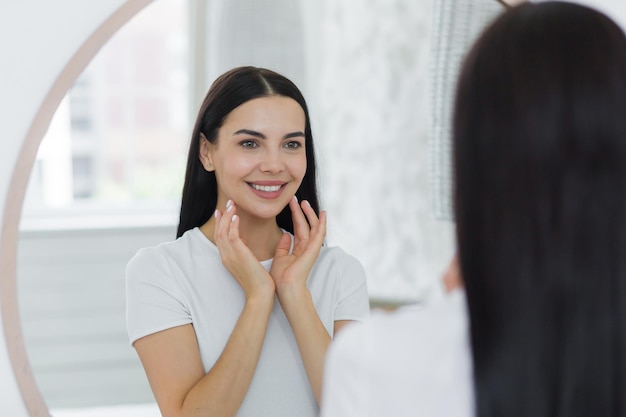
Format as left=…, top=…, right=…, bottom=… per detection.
left=246, top=181, right=287, bottom=199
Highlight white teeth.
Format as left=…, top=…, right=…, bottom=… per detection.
left=251, top=184, right=282, bottom=192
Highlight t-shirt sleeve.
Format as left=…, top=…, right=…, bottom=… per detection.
left=333, top=249, right=370, bottom=322
left=320, top=321, right=371, bottom=416
left=125, top=247, right=192, bottom=345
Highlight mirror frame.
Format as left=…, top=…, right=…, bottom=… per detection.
left=0, top=1, right=153, bottom=415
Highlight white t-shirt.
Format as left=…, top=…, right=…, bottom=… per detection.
left=320, top=290, right=473, bottom=417
left=126, top=227, right=370, bottom=417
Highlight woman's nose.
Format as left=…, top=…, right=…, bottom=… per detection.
left=259, top=149, right=284, bottom=173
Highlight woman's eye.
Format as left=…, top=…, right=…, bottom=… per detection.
left=240, top=140, right=258, bottom=149
left=284, top=141, right=303, bottom=149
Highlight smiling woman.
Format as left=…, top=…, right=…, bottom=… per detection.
left=16, top=0, right=319, bottom=414
left=127, top=66, right=370, bottom=417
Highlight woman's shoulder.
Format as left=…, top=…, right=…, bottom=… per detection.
left=325, top=290, right=473, bottom=417
left=312, top=245, right=367, bottom=287
left=127, top=228, right=217, bottom=278
left=306, top=245, right=369, bottom=315
left=379, top=290, right=467, bottom=334
left=318, top=244, right=363, bottom=268
left=126, top=239, right=179, bottom=285
left=128, top=236, right=180, bottom=267
left=130, top=227, right=212, bottom=262
left=335, top=290, right=468, bottom=355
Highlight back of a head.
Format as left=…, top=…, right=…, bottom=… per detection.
left=453, top=2, right=626, bottom=416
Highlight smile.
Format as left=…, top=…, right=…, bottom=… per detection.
left=248, top=183, right=285, bottom=192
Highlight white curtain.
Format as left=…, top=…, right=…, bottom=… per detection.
left=429, top=0, right=504, bottom=220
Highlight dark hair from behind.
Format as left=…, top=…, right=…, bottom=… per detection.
left=176, top=66, right=320, bottom=238
left=453, top=2, right=626, bottom=417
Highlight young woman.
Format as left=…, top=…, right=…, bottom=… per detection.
left=126, top=66, right=370, bottom=417
left=321, top=2, right=626, bottom=417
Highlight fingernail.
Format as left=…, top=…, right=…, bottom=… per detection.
left=214, top=210, right=219, bottom=218
left=293, top=195, right=298, bottom=202
left=231, top=214, right=238, bottom=223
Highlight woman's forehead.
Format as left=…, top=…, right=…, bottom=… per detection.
left=221, top=96, right=306, bottom=133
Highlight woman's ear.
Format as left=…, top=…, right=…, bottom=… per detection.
left=199, top=133, right=215, bottom=172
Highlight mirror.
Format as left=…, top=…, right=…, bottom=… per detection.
left=7, top=0, right=461, bottom=414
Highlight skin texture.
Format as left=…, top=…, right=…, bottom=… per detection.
left=134, top=96, right=353, bottom=417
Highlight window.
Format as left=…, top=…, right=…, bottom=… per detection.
left=22, top=0, right=190, bottom=227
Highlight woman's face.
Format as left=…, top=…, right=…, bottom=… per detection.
left=200, top=95, right=307, bottom=222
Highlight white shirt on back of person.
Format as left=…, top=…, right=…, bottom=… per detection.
left=321, top=289, right=473, bottom=417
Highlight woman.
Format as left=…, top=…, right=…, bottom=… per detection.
left=321, top=2, right=626, bottom=417
left=126, top=66, right=370, bottom=417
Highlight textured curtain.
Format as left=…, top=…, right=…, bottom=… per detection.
left=429, top=0, right=504, bottom=220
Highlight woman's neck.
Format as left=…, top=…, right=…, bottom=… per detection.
left=200, top=213, right=284, bottom=261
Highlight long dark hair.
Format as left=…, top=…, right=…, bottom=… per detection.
left=177, top=66, right=320, bottom=238
left=453, top=2, right=626, bottom=416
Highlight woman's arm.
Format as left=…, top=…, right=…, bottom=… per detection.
left=270, top=197, right=348, bottom=403
left=277, top=288, right=355, bottom=403
left=134, top=292, right=273, bottom=417
left=134, top=204, right=276, bottom=417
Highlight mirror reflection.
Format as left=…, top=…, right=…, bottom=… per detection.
left=17, top=0, right=453, bottom=414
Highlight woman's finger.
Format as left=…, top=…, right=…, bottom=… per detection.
left=229, top=213, right=240, bottom=242
left=214, top=200, right=235, bottom=244
left=301, top=200, right=320, bottom=232
left=290, top=196, right=310, bottom=241
left=213, top=208, right=224, bottom=242
left=308, top=210, right=326, bottom=248
left=297, top=211, right=326, bottom=261
left=274, top=232, right=293, bottom=258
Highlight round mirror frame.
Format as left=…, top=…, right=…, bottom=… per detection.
left=0, top=1, right=153, bottom=415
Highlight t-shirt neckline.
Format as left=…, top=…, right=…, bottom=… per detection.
left=190, top=227, right=294, bottom=266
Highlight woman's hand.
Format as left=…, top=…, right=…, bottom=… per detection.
left=270, top=197, right=326, bottom=297
left=269, top=197, right=329, bottom=403
left=214, top=200, right=275, bottom=300
left=442, top=253, right=463, bottom=293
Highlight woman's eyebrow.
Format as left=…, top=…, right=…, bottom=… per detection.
left=234, top=129, right=305, bottom=140
left=284, top=131, right=305, bottom=139
left=234, top=129, right=265, bottom=138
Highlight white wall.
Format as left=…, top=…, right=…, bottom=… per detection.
left=303, top=0, right=456, bottom=303
left=0, top=2, right=145, bottom=415
left=18, top=225, right=173, bottom=409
